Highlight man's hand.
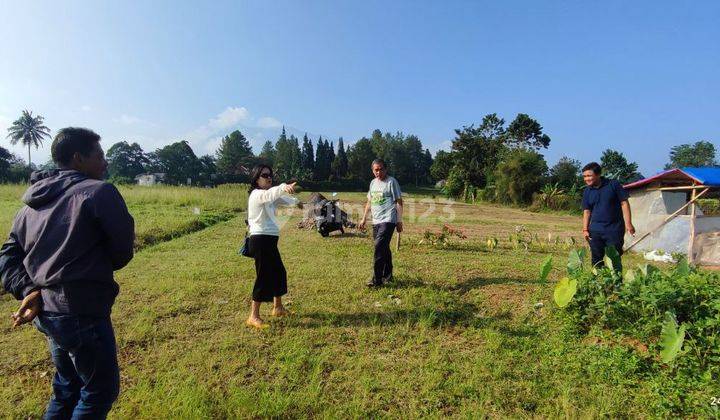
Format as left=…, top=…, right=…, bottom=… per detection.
left=12, top=290, right=41, bottom=327
left=284, top=182, right=297, bottom=194
left=626, top=223, right=636, bottom=236
left=396, top=222, right=403, bottom=233
left=358, top=219, right=366, bottom=231
left=583, top=230, right=591, bottom=242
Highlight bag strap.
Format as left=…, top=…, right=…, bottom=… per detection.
left=244, top=219, right=249, bottom=237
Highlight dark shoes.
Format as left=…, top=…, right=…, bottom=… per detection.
left=366, top=275, right=393, bottom=288
left=366, top=278, right=383, bottom=288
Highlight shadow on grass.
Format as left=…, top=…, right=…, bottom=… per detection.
left=292, top=302, right=536, bottom=337
left=449, top=276, right=543, bottom=294
left=385, top=275, right=541, bottom=293
left=327, top=231, right=368, bottom=239
left=433, top=243, right=566, bottom=256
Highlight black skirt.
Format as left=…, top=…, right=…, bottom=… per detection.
left=248, top=234, right=287, bottom=302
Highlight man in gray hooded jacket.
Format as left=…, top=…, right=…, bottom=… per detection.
left=0, top=127, right=134, bottom=419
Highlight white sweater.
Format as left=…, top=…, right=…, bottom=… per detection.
left=247, top=183, right=299, bottom=236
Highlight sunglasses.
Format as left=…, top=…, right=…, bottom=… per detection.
left=259, top=173, right=273, bottom=179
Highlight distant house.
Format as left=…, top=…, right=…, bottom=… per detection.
left=135, top=173, right=166, bottom=186
left=623, top=167, right=720, bottom=266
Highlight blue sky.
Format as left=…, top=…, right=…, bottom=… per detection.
left=1, top=0, right=718, bottom=175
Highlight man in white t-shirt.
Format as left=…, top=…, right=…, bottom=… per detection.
left=359, top=159, right=403, bottom=287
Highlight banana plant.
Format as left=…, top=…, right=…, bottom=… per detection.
left=660, top=312, right=686, bottom=364
left=554, top=278, right=577, bottom=308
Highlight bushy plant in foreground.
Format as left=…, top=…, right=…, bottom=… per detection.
left=417, top=224, right=467, bottom=247
left=549, top=248, right=720, bottom=374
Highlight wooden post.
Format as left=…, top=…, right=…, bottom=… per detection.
left=688, top=186, right=698, bottom=264
left=625, top=187, right=710, bottom=252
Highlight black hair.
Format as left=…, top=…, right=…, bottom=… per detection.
left=582, top=162, right=602, bottom=175
left=249, top=164, right=273, bottom=193
left=51, top=127, right=101, bottom=166
left=371, top=158, right=386, bottom=169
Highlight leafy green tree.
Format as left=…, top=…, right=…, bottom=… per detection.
left=506, top=113, right=551, bottom=150
left=38, top=158, right=57, bottom=171
left=370, top=129, right=389, bottom=161
left=216, top=130, right=254, bottom=181
left=600, top=149, right=643, bottom=184
left=444, top=166, right=472, bottom=198
left=6, top=155, right=33, bottom=182
left=494, top=148, right=548, bottom=205
left=197, top=155, right=217, bottom=185
left=450, top=114, right=508, bottom=191
left=149, top=141, right=201, bottom=185
left=385, top=133, right=411, bottom=181
left=665, top=141, right=718, bottom=169
left=421, top=149, right=433, bottom=184
left=258, top=140, right=276, bottom=166
left=430, top=150, right=455, bottom=182
left=106, top=141, right=148, bottom=183
left=6, top=110, right=51, bottom=167
left=346, top=137, right=376, bottom=181
left=549, top=156, right=582, bottom=190
left=0, top=146, right=15, bottom=181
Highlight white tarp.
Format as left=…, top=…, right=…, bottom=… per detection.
left=625, top=189, right=720, bottom=264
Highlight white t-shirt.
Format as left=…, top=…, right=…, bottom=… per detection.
left=247, top=183, right=299, bottom=236
left=367, top=176, right=402, bottom=224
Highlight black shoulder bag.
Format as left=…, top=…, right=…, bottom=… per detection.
left=239, top=219, right=252, bottom=258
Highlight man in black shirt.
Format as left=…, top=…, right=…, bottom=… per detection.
left=581, top=162, right=635, bottom=272
left=0, top=127, right=134, bottom=419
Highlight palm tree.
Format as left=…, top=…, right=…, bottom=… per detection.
left=6, top=110, right=51, bottom=168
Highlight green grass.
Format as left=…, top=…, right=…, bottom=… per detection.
left=0, top=185, right=717, bottom=418
left=0, top=183, right=248, bottom=248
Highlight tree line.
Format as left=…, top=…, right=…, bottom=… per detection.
left=2, top=109, right=717, bottom=197
left=429, top=113, right=718, bottom=205
left=103, top=127, right=434, bottom=186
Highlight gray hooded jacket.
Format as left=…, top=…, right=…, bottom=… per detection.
left=0, top=169, right=134, bottom=315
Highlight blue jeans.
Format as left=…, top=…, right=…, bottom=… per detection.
left=589, top=230, right=625, bottom=273
left=34, top=312, right=120, bottom=420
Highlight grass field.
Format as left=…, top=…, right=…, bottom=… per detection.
left=0, top=183, right=248, bottom=248
left=0, top=185, right=717, bottom=418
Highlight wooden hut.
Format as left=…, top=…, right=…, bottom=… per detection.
left=623, top=168, right=720, bottom=266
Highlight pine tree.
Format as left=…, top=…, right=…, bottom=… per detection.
left=331, top=137, right=349, bottom=179
left=259, top=140, right=276, bottom=166
left=216, top=130, right=254, bottom=181
left=314, top=136, right=326, bottom=180
left=320, top=139, right=333, bottom=180
left=301, top=133, right=314, bottom=174
left=275, top=130, right=303, bottom=180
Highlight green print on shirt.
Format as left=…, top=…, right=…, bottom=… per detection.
left=370, top=191, right=386, bottom=206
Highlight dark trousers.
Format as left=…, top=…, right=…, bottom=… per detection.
left=373, top=222, right=396, bottom=283
left=589, top=230, right=625, bottom=272
left=249, top=234, right=287, bottom=302
left=34, top=312, right=120, bottom=420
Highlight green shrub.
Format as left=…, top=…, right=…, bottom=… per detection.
left=698, top=198, right=720, bottom=215
left=528, top=183, right=581, bottom=212
left=494, top=148, right=548, bottom=205
left=553, top=249, right=720, bottom=374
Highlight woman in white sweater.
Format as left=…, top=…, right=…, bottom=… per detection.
left=245, top=164, right=299, bottom=328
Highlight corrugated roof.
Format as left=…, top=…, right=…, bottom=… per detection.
left=681, top=167, right=720, bottom=186
left=623, top=167, right=720, bottom=190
